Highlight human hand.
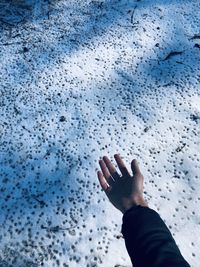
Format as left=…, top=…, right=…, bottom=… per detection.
left=97, top=154, right=148, bottom=214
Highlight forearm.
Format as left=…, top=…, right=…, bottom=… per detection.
left=121, top=205, right=190, bottom=267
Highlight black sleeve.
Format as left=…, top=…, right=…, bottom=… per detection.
left=121, top=205, right=191, bottom=267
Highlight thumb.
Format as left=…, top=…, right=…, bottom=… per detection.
left=131, top=159, right=141, bottom=175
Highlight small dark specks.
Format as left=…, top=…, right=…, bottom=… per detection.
left=194, top=43, right=200, bottom=49
left=175, top=143, right=186, bottom=153
left=59, top=116, right=66, bottom=122
left=190, top=114, right=200, bottom=123
left=23, top=47, right=29, bottom=53
left=144, top=126, right=151, bottom=132
left=0, top=1, right=200, bottom=266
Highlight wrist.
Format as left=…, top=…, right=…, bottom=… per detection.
left=121, top=197, right=148, bottom=214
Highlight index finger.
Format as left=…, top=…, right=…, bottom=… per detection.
left=114, top=154, right=130, bottom=177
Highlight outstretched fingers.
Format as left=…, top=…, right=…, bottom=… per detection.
left=99, top=158, right=115, bottom=186
left=98, top=155, right=141, bottom=194
left=131, top=159, right=141, bottom=175
left=102, top=156, right=116, bottom=175
left=99, top=159, right=111, bottom=179
left=114, top=154, right=130, bottom=177
left=102, top=156, right=121, bottom=181
left=97, top=171, right=110, bottom=191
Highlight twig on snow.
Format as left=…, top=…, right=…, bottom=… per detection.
left=189, top=34, right=200, bottom=40
left=162, top=51, right=184, bottom=61
left=131, top=5, right=137, bottom=25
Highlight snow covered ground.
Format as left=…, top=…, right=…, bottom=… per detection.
left=0, top=0, right=200, bottom=266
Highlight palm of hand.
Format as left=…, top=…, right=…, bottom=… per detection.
left=97, top=154, right=147, bottom=213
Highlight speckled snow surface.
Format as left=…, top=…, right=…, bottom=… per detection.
left=0, top=0, right=200, bottom=266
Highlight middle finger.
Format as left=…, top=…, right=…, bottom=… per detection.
left=114, top=154, right=130, bottom=177
left=103, top=156, right=116, bottom=174
left=103, top=156, right=121, bottom=180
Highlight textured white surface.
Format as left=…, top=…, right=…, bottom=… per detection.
left=0, top=0, right=200, bottom=266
